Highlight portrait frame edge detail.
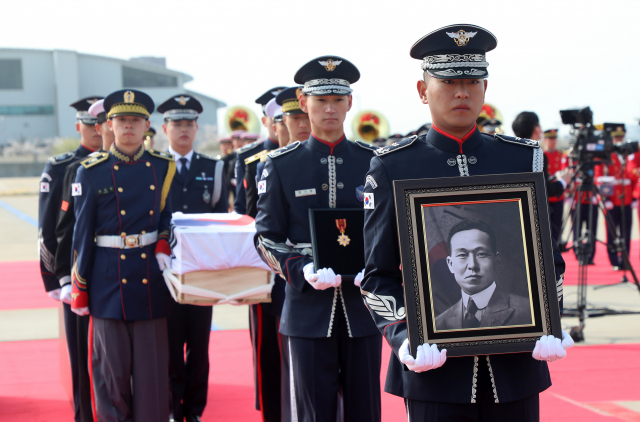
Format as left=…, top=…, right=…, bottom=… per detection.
left=393, top=172, right=562, bottom=358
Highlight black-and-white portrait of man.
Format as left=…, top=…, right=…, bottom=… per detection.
left=434, top=218, right=533, bottom=331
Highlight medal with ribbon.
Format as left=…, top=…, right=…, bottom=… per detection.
left=336, top=219, right=350, bottom=247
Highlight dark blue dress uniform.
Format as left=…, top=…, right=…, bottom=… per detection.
left=233, top=138, right=279, bottom=214
left=38, top=95, right=102, bottom=422
left=361, top=128, right=566, bottom=417
left=255, top=135, right=383, bottom=421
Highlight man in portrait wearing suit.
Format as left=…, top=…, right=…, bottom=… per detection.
left=435, top=219, right=532, bottom=330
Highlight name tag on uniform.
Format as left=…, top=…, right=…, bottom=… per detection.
left=295, top=189, right=316, bottom=197
left=72, top=183, right=82, bottom=196
left=258, top=180, right=266, bottom=194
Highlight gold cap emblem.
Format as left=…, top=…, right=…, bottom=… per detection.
left=446, top=29, right=478, bottom=47
left=124, top=91, right=135, bottom=103
left=175, top=96, right=190, bottom=106
left=318, top=59, right=342, bottom=71
left=87, top=98, right=98, bottom=105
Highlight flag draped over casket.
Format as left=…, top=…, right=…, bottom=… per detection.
left=164, top=213, right=272, bottom=305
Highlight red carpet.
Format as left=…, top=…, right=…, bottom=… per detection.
left=1, top=332, right=639, bottom=421
left=0, top=260, right=56, bottom=310
left=561, top=239, right=640, bottom=286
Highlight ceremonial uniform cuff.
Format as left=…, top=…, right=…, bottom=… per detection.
left=155, top=239, right=171, bottom=256
left=71, top=290, right=88, bottom=309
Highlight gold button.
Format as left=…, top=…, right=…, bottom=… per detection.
left=149, top=210, right=154, bottom=215
left=121, top=210, right=126, bottom=215
left=121, top=232, right=126, bottom=237
left=120, top=254, right=126, bottom=260
left=118, top=187, right=123, bottom=193
left=142, top=278, right=148, bottom=284
left=141, top=230, right=146, bottom=234
left=114, top=165, right=119, bottom=170
left=146, top=162, right=151, bottom=167
left=122, top=278, right=127, bottom=284
left=150, top=185, right=155, bottom=190
left=141, top=253, right=147, bottom=259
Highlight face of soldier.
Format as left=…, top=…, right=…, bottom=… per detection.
left=301, top=95, right=352, bottom=139
left=95, top=121, right=115, bottom=151
left=108, top=115, right=150, bottom=154
left=273, top=121, right=290, bottom=147
left=283, top=113, right=311, bottom=142
left=544, top=137, right=557, bottom=151
left=613, top=135, right=624, bottom=144
left=232, top=137, right=243, bottom=150
left=76, top=121, right=103, bottom=151
left=418, top=77, right=487, bottom=138
left=447, top=229, right=499, bottom=296
left=163, top=119, right=198, bottom=154
left=219, top=142, right=233, bottom=156
left=262, top=115, right=277, bottom=141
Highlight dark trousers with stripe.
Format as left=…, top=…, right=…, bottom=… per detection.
left=604, top=205, right=632, bottom=267
left=288, top=309, right=382, bottom=422
left=91, top=317, right=169, bottom=422
left=167, top=301, right=213, bottom=420
left=62, top=303, right=92, bottom=422
left=250, top=303, right=291, bottom=422
left=548, top=200, right=564, bottom=243
left=405, top=362, right=540, bottom=421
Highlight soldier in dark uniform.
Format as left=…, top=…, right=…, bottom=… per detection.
left=255, top=56, right=382, bottom=422
left=275, top=87, right=311, bottom=143
left=595, top=123, right=635, bottom=270
left=543, top=129, right=569, bottom=242
left=361, top=25, right=573, bottom=421
left=70, top=89, right=175, bottom=422
left=225, top=130, right=246, bottom=205
left=144, top=126, right=156, bottom=150
left=157, top=94, right=228, bottom=422
left=38, top=95, right=103, bottom=422
left=52, top=98, right=113, bottom=422
left=218, top=136, right=234, bottom=210
left=233, top=88, right=284, bottom=215
left=243, top=97, right=290, bottom=422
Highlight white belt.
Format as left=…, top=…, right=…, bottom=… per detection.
left=96, top=231, right=158, bottom=249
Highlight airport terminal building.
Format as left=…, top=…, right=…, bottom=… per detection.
left=0, top=48, right=225, bottom=142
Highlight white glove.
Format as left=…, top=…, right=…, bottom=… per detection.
left=632, top=200, right=638, bottom=210
left=303, top=263, right=341, bottom=290
left=354, top=269, right=365, bottom=287
left=399, top=338, right=447, bottom=373
left=604, top=200, right=614, bottom=210
left=60, top=284, right=72, bottom=304
left=156, top=253, right=171, bottom=270
left=72, top=307, right=90, bottom=316
left=48, top=288, right=61, bottom=301
left=532, top=330, right=574, bottom=362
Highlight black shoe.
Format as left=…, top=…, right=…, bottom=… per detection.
left=588, top=260, right=595, bottom=265
left=186, top=416, right=202, bottom=422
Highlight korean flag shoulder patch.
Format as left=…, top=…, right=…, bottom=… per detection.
left=364, top=192, right=374, bottom=209
left=71, top=183, right=82, bottom=196
left=258, top=180, right=266, bottom=194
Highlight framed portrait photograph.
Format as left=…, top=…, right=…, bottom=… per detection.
left=394, top=172, right=562, bottom=357
left=309, top=208, right=365, bottom=278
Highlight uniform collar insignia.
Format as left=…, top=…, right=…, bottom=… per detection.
left=110, top=144, right=145, bottom=163
left=427, top=125, right=483, bottom=154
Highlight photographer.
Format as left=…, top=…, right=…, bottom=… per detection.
left=595, top=124, right=637, bottom=270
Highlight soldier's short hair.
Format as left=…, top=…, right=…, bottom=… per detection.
left=512, top=111, right=540, bottom=139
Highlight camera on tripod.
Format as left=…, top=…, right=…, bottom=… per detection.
left=561, top=107, right=638, bottom=163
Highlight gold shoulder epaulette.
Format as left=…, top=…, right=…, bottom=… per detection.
left=245, top=150, right=268, bottom=165
left=148, top=149, right=175, bottom=161
left=81, top=152, right=109, bottom=169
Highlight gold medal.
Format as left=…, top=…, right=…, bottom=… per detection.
left=336, top=219, right=350, bottom=247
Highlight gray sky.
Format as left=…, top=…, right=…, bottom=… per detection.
left=3, top=0, right=640, bottom=139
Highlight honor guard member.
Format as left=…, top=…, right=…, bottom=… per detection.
left=53, top=98, right=114, bottom=422
left=478, top=118, right=503, bottom=135
left=70, top=89, right=175, bottom=422
left=157, top=94, right=228, bottom=422
left=218, top=136, right=235, bottom=210
left=232, top=88, right=283, bottom=215
left=272, top=101, right=290, bottom=148
left=595, top=123, right=636, bottom=270
left=275, top=86, right=311, bottom=143
left=38, top=95, right=103, bottom=422
left=255, top=56, right=382, bottom=422
left=144, top=126, right=156, bottom=149
left=543, top=129, right=568, bottom=242
left=361, top=25, right=573, bottom=421
left=226, top=130, right=246, bottom=203
left=244, top=97, right=291, bottom=422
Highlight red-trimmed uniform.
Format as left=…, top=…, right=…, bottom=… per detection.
left=545, top=149, right=568, bottom=242
left=595, top=153, right=637, bottom=267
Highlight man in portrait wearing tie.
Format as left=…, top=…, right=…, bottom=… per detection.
left=435, top=219, right=533, bottom=330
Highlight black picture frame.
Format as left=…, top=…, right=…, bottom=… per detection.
left=393, top=172, right=562, bottom=357
left=309, top=208, right=365, bottom=278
